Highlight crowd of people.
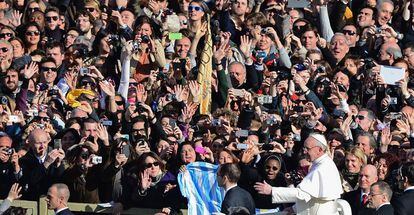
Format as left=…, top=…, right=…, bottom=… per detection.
left=0, top=0, right=414, bottom=214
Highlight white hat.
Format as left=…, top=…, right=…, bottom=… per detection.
left=308, top=133, right=328, bottom=147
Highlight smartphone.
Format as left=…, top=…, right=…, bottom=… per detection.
left=101, top=120, right=113, bottom=126
left=232, top=89, right=244, bottom=98
left=168, top=32, right=183, bottom=40
left=120, top=134, right=129, bottom=140
left=261, top=144, right=274, bottom=151
left=169, top=119, right=176, bottom=128
left=389, top=97, right=398, bottom=105
left=121, top=145, right=130, bottom=157
left=54, top=139, right=62, bottom=149
left=235, top=130, right=249, bottom=137
left=195, top=146, right=207, bottom=155
left=236, top=144, right=248, bottom=150
left=293, top=106, right=304, bottom=112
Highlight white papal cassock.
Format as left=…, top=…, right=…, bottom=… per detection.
left=271, top=154, right=343, bottom=215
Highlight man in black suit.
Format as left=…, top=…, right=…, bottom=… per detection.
left=46, top=183, right=74, bottom=215
left=342, top=164, right=377, bottom=215
left=218, top=163, right=255, bottom=215
left=392, top=161, right=414, bottom=215
left=369, top=181, right=394, bottom=215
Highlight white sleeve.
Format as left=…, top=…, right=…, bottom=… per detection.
left=319, top=6, right=334, bottom=42
left=271, top=187, right=312, bottom=204
left=118, top=59, right=131, bottom=101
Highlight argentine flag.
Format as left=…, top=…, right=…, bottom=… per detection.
left=178, top=162, right=225, bottom=215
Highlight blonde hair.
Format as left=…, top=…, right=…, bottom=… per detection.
left=346, top=147, right=367, bottom=165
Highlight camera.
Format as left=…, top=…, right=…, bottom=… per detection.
left=266, top=115, right=278, bottom=125
left=364, top=58, right=376, bottom=70
left=91, top=156, right=103, bottom=165
left=166, top=94, right=177, bottom=101
left=389, top=97, right=398, bottom=105
left=258, top=95, right=273, bottom=104
left=108, top=34, right=120, bottom=43
left=211, top=118, right=221, bottom=126
left=0, top=96, right=8, bottom=105
left=135, top=102, right=147, bottom=113
left=141, top=35, right=150, bottom=43
left=3, top=148, right=12, bottom=155
left=315, top=66, right=325, bottom=73
left=48, top=86, right=59, bottom=96
left=132, top=41, right=140, bottom=52
left=80, top=67, right=90, bottom=76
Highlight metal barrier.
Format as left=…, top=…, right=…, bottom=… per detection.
left=1, top=198, right=188, bottom=215
left=0, top=199, right=38, bottom=215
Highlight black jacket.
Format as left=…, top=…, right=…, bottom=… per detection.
left=221, top=186, right=255, bottom=215
left=392, top=189, right=414, bottom=215
left=375, top=204, right=394, bottom=215
left=19, top=148, right=65, bottom=200
left=0, top=162, right=20, bottom=199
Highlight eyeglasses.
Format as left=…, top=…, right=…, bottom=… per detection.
left=0, top=33, right=12, bottom=38
left=45, top=16, right=59, bottom=22
left=86, top=8, right=95, bottom=13
left=41, top=67, right=57, bottom=72
left=303, top=145, right=318, bottom=152
left=265, top=165, right=279, bottom=171
left=342, top=30, right=356, bottom=36
left=0, top=47, right=8, bottom=53
left=26, top=31, right=40, bottom=36
left=188, top=5, right=203, bottom=12
left=369, top=193, right=383, bottom=197
left=145, top=162, right=160, bottom=168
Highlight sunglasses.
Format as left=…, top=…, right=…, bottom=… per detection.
left=86, top=8, right=95, bottom=12
left=0, top=47, right=8, bottom=52
left=115, top=100, right=124, bottom=105
left=81, top=81, right=96, bottom=87
left=355, top=115, right=365, bottom=120
left=26, top=31, right=40, bottom=36
left=41, top=66, right=57, bottom=72
left=28, top=7, right=40, bottom=12
left=35, top=116, right=50, bottom=122
left=129, top=82, right=138, bottom=87
left=342, top=30, right=356, bottom=36
left=80, top=151, right=90, bottom=160
left=212, top=144, right=224, bottom=149
left=188, top=5, right=203, bottom=12
left=0, top=33, right=12, bottom=38
left=145, top=162, right=160, bottom=168
left=265, top=165, right=279, bottom=171
left=45, top=16, right=59, bottom=22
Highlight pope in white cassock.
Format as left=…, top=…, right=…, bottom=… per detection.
left=254, top=133, right=343, bottom=215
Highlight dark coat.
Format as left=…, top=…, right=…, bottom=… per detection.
left=56, top=208, right=74, bottom=215
left=0, top=162, right=19, bottom=199
left=19, top=148, right=65, bottom=200
left=374, top=204, right=394, bottom=215
left=342, top=188, right=374, bottom=215
left=221, top=186, right=255, bottom=215
left=392, top=189, right=414, bottom=215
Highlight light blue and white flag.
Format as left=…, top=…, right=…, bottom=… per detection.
left=178, top=162, right=225, bottom=215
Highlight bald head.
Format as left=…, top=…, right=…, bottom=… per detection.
left=28, top=129, right=51, bottom=157
left=52, top=183, right=70, bottom=201
left=359, top=164, right=378, bottom=192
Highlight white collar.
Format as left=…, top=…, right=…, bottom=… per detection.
left=404, top=186, right=414, bottom=192
left=225, top=184, right=237, bottom=195
left=55, top=207, right=69, bottom=214
left=376, top=202, right=390, bottom=211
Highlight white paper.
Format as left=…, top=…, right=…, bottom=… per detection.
left=379, top=66, right=405, bottom=85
